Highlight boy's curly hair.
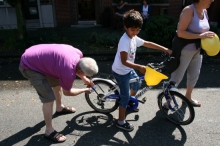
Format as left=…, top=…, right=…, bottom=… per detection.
left=123, top=9, right=143, bottom=28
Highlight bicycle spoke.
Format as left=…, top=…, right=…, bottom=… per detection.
left=158, top=91, right=195, bottom=125
left=85, top=80, right=119, bottom=113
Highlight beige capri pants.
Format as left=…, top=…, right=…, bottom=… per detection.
left=169, top=48, right=203, bottom=87
left=19, top=65, right=60, bottom=103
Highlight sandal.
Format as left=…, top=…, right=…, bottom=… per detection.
left=55, top=106, right=76, bottom=115
left=191, top=100, right=201, bottom=107
left=162, top=102, right=169, bottom=110
left=44, top=130, right=66, bottom=143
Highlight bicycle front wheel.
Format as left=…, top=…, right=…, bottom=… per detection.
left=157, top=91, right=195, bottom=125
left=85, top=80, right=119, bottom=113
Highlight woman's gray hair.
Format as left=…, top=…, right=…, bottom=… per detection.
left=78, top=57, right=98, bottom=77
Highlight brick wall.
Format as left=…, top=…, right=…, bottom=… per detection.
left=71, top=0, right=78, bottom=25
left=53, top=0, right=190, bottom=27
left=54, top=0, right=72, bottom=27
left=168, top=0, right=183, bottom=19
left=100, top=0, right=112, bottom=23
left=101, top=0, right=112, bottom=12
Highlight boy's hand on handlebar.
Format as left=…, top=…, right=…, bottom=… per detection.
left=139, top=65, right=146, bottom=74
left=165, top=49, right=172, bottom=55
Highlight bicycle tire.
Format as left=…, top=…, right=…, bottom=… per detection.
left=157, top=91, right=195, bottom=125
left=85, top=80, right=119, bottom=113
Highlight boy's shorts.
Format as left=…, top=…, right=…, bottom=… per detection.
left=112, top=70, right=141, bottom=108
left=19, top=65, right=59, bottom=103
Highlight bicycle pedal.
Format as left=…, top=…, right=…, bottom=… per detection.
left=138, top=97, right=147, bottom=104
left=138, top=99, right=145, bottom=104
left=142, top=97, right=147, bottom=102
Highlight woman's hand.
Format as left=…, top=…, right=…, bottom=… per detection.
left=200, top=31, right=215, bottom=38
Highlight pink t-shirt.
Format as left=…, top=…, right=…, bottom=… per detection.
left=20, top=44, right=83, bottom=90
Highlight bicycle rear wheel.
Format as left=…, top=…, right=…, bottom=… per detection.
left=157, top=91, right=195, bottom=125
left=85, top=80, right=119, bottom=113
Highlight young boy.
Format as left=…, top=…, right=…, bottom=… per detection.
left=112, top=10, right=172, bottom=132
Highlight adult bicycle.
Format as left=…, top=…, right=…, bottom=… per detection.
left=85, top=54, right=195, bottom=125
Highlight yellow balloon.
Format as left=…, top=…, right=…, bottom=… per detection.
left=201, top=34, right=220, bottom=56
left=145, top=66, right=168, bottom=86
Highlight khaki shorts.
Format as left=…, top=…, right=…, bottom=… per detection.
left=19, top=65, right=60, bottom=103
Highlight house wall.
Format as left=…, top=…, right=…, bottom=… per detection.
left=54, top=0, right=111, bottom=26
left=0, top=4, right=17, bottom=29
left=0, top=1, right=55, bottom=29
left=98, top=0, right=112, bottom=24
left=71, top=0, right=78, bottom=25
left=54, top=0, right=72, bottom=27
left=40, top=5, right=55, bottom=27
left=54, top=0, right=220, bottom=28
left=168, top=0, right=182, bottom=19
left=1, top=0, right=217, bottom=28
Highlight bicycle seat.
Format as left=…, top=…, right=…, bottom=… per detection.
left=145, top=66, right=168, bottom=86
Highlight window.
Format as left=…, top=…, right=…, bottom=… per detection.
left=0, top=0, right=4, bottom=5
left=29, top=7, right=38, bottom=14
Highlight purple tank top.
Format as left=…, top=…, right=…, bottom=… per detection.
left=183, top=4, right=210, bottom=51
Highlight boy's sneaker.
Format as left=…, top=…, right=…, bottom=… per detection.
left=116, top=121, right=134, bottom=132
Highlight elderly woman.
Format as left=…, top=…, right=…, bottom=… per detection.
left=140, top=0, right=151, bottom=27
left=169, top=0, right=215, bottom=107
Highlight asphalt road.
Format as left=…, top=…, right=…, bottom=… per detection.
left=0, top=56, right=220, bottom=146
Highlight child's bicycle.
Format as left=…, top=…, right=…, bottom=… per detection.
left=85, top=54, right=195, bottom=125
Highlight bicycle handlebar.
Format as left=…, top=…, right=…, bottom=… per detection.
left=147, top=53, right=174, bottom=72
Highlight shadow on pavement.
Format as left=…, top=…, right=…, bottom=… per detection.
left=130, top=110, right=187, bottom=146
left=0, top=109, right=187, bottom=146
left=66, top=111, right=186, bottom=145
left=0, top=121, right=45, bottom=146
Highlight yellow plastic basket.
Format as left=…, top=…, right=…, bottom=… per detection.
left=145, top=66, right=168, bottom=86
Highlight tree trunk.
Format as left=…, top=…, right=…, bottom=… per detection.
left=15, top=2, right=26, bottom=40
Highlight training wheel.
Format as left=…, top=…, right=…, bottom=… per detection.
left=126, top=96, right=139, bottom=110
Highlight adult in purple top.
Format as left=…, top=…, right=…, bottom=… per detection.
left=169, top=0, right=214, bottom=107
left=19, top=44, right=98, bottom=143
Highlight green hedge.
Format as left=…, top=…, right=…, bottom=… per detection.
left=144, top=15, right=178, bottom=48
left=90, top=30, right=124, bottom=47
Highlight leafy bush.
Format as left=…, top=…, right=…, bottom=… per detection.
left=0, top=28, right=65, bottom=52
left=90, top=31, right=123, bottom=49
left=210, top=24, right=219, bottom=37
left=144, top=15, right=178, bottom=48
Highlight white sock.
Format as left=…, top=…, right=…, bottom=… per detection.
left=118, top=120, right=126, bottom=125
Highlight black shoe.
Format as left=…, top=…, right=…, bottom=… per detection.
left=132, top=108, right=139, bottom=112
left=116, top=121, right=134, bottom=132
